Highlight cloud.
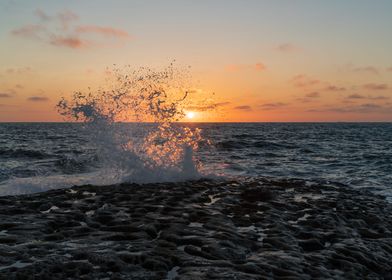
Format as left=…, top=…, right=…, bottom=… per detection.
left=254, top=63, right=266, bottom=72
left=258, top=102, right=288, bottom=110
left=274, top=43, right=299, bottom=53
left=305, top=92, right=320, bottom=98
left=352, top=66, right=379, bottom=75
left=186, top=102, right=230, bottom=112
left=308, top=103, right=390, bottom=114
left=296, top=92, right=320, bottom=103
left=291, top=74, right=320, bottom=88
left=359, top=103, right=382, bottom=110
left=324, top=85, right=346, bottom=92
left=369, top=95, right=389, bottom=100
left=0, top=92, right=13, bottom=98
left=5, top=67, right=32, bottom=75
left=11, top=9, right=131, bottom=49
left=35, top=9, right=51, bottom=21
left=225, top=63, right=266, bottom=72
left=387, top=67, right=392, bottom=72
left=57, top=10, right=79, bottom=30
left=27, top=96, right=49, bottom=102
left=363, top=83, right=388, bottom=90
left=347, top=94, right=365, bottom=99
left=76, top=25, right=130, bottom=38
left=11, top=24, right=46, bottom=39
left=50, top=36, right=90, bottom=49
left=233, top=105, right=252, bottom=111
left=346, top=93, right=389, bottom=101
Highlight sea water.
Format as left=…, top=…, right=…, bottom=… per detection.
left=0, top=122, right=391, bottom=200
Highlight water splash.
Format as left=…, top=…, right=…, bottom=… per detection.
left=57, top=63, right=204, bottom=183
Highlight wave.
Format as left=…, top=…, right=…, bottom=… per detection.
left=55, top=63, right=205, bottom=185
left=216, top=139, right=296, bottom=150
left=0, top=148, right=53, bottom=159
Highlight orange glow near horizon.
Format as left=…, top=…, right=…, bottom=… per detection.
left=1, top=2, right=392, bottom=122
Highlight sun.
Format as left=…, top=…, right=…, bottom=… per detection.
left=186, top=111, right=196, bottom=119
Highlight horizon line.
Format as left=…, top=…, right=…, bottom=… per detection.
left=0, top=121, right=391, bottom=124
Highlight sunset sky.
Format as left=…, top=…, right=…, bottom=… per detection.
left=1, top=0, right=392, bottom=122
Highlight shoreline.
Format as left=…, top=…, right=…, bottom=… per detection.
left=0, top=178, right=391, bottom=279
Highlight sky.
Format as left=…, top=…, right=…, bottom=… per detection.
left=1, top=0, right=392, bottom=122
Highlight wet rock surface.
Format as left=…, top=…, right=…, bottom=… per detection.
left=0, top=178, right=391, bottom=279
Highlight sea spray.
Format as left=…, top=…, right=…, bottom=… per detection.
left=57, top=63, right=204, bottom=183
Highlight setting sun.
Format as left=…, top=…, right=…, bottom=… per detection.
left=186, top=111, right=196, bottom=119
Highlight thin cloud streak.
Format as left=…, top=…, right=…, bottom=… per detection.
left=352, top=66, right=379, bottom=75
left=291, top=74, right=320, bottom=88
left=233, top=105, right=252, bottom=111
left=363, top=83, right=388, bottom=90
left=347, top=94, right=365, bottom=99
left=308, top=103, right=391, bottom=114
left=0, top=93, right=13, bottom=98
left=50, top=36, right=90, bottom=49
left=324, top=85, right=346, bottom=92
left=27, top=96, right=49, bottom=102
left=274, top=43, right=299, bottom=53
left=305, top=92, right=320, bottom=98
left=76, top=25, right=130, bottom=38
left=186, top=102, right=230, bottom=112
left=258, top=102, right=288, bottom=110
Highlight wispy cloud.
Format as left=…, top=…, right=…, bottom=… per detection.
left=11, top=9, right=131, bottom=49
left=347, top=94, right=365, bottom=99
left=0, top=92, right=13, bottom=98
left=305, top=92, right=320, bottom=98
left=352, top=66, right=379, bottom=75
left=27, top=96, right=49, bottom=102
left=5, top=67, right=32, bottom=74
left=344, top=64, right=380, bottom=75
left=297, top=92, right=320, bottom=103
left=308, top=103, right=391, bottom=113
left=50, top=36, right=90, bottom=49
left=57, top=10, right=79, bottom=30
left=76, top=25, right=130, bottom=38
left=346, top=93, right=389, bottom=101
left=274, top=43, right=299, bottom=53
left=369, top=95, right=389, bottom=100
left=291, top=74, right=320, bottom=88
left=186, top=102, right=230, bottom=112
left=233, top=105, right=252, bottom=111
left=324, top=85, right=346, bottom=92
left=35, top=8, right=51, bottom=21
left=11, top=24, right=46, bottom=39
left=363, top=83, right=388, bottom=90
left=258, top=102, right=288, bottom=110
left=254, top=63, right=266, bottom=72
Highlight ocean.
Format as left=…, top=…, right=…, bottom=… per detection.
left=0, top=122, right=391, bottom=200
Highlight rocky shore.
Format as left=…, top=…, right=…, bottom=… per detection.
left=0, top=178, right=391, bottom=279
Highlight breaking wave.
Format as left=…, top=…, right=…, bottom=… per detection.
left=56, top=63, right=204, bottom=184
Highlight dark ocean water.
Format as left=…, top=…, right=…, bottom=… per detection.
left=0, top=123, right=391, bottom=200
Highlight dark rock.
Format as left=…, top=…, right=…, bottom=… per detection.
left=0, top=178, right=391, bottom=279
left=299, top=239, right=324, bottom=251
left=240, top=187, right=274, bottom=202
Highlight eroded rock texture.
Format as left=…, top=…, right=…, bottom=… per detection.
left=0, top=179, right=391, bottom=279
